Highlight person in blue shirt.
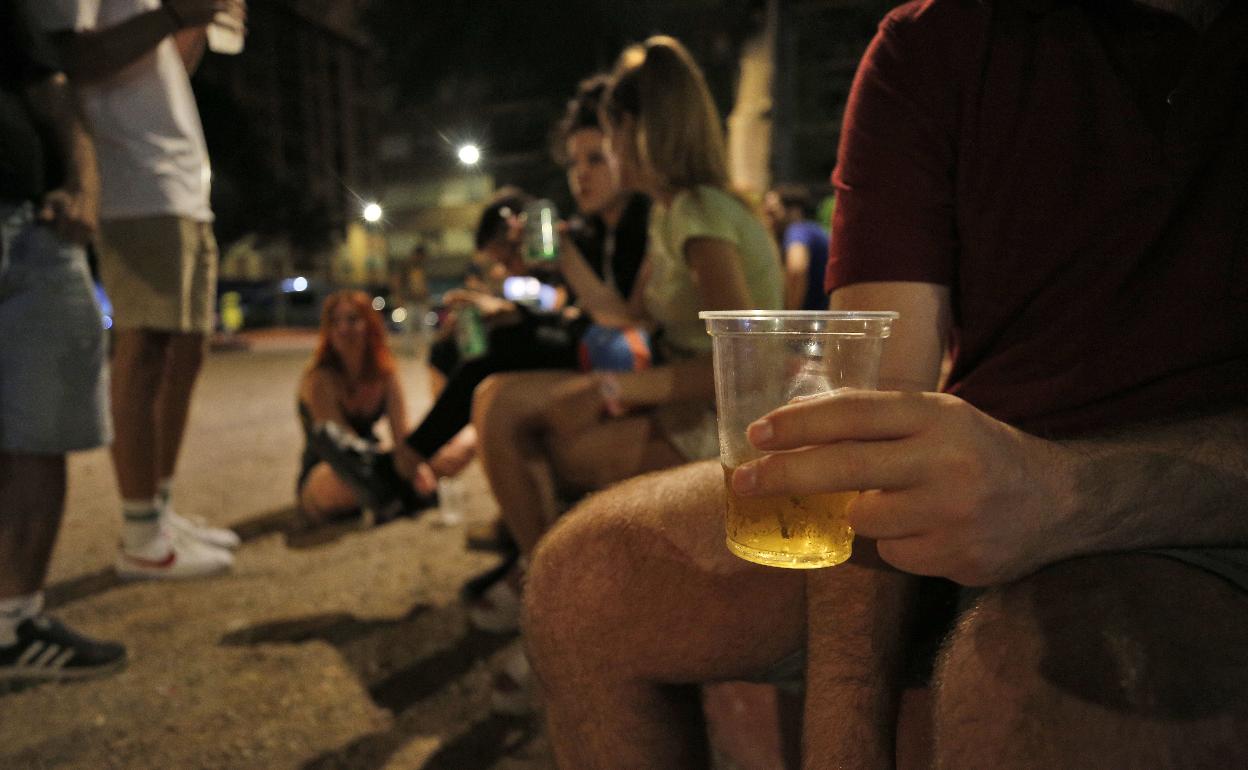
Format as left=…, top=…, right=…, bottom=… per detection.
left=763, top=183, right=831, bottom=310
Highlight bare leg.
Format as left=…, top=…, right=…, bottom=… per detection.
left=0, top=452, right=66, bottom=598
left=154, top=332, right=206, bottom=483
left=474, top=371, right=684, bottom=555
left=472, top=372, right=582, bottom=554
left=933, top=554, right=1248, bottom=768
left=298, top=462, right=363, bottom=520
left=109, top=329, right=170, bottom=500
left=524, top=461, right=807, bottom=769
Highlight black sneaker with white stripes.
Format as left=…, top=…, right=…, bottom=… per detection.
left=0, top=615, right=126, bottom=683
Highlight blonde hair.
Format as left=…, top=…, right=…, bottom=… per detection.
left=603, top=35, right=729, bottom=195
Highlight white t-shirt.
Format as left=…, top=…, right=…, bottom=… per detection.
left=34, top=0, right=213, bottom=222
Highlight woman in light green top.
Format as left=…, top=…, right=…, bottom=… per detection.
left=473, top=39, right=782, bottom=621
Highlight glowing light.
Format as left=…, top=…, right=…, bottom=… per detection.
left=391, top=307, right=408, bottom=324
left=457, top=144, right=481, bottom=166
left=292, top=276, right=308, bottom=292
left=363, top=202, right=383, bottom=223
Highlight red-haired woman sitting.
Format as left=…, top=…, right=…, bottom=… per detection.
left=297, top=290, right=434, bottom=521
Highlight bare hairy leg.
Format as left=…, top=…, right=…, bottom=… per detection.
left=933, top=554, right=1248, bottom=769
left=109, top=329, right=170, bottom=500
left=524, top=460, right=807, bottom=769
left=153, top=331, right=206, bottom=483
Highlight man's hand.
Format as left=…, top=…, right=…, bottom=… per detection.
left=731, top=389, right=1076, bottom=586
left=38, top=186, right=98, bottom=245
left=164, top=0, right=244, bottom=29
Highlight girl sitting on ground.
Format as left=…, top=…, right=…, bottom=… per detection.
left=297, top=290, right=430, bottom=522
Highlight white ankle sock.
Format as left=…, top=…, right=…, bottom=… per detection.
left=120, top=498, right=163, bottom=553
left=0, top=592, right=42, bottom=647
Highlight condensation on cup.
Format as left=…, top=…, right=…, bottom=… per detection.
left=207, top=2, right=246, bottom=55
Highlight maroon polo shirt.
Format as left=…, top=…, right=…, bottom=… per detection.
left=826, top=0, right=1248, bottom=438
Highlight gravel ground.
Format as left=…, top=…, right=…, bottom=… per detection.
left=0, top=332, right=552, bottom=770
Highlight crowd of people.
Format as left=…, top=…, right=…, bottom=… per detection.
left=3, top=0, right=1247, bottom=767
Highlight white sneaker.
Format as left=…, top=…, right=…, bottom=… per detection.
left=164, top=508, right=241, bottom=550
left=115, top=527, right=234, bottom=580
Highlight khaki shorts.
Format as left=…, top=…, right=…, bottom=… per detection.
left=97, top=215, right=217, bottom=333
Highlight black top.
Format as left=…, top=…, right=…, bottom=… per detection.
left=0, top=0, right=61, bottom=204
left=569, top=193, right=651, bottom=301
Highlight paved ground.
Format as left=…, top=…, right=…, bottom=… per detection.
left=0, top=330, right=552, bottom=769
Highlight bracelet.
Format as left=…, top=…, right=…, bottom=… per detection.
left=163, top=4, right=185, bottom=30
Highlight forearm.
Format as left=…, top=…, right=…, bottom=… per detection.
left=1057, top=408, right=1248, bottom=557
left=175, top=27, right=207, bottom=74
left=26, top=76, right=97, bottom=194
left=804, top=543, right=918, bottom=769
left=57, top=10, right=179, bottom=83
left=560, top=243, right=636, bottom=326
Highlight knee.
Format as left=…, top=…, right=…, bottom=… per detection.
left=523, top=495, right=635, bottom=675
left=933, top=555, right=1248, bottom=745
left=471, top=373, right=516, bottom=436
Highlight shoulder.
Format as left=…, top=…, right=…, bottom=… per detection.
left=871, top=0, right=990, bottom=81
left=301, top=366, right=342, bottom=397
left=671, top=185, right=747, bottom=223
left=882, top=0, right=989, bottom=34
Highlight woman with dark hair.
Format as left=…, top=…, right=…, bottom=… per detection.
left=398, top=76, right=653, bottom=489
left=297, top=290, right=426, bottom=521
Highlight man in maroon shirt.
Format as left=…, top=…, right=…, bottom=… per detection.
left=522, top=1, right=1248, bottom=767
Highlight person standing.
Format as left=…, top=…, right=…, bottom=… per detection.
left=0, top=0, right=126, bottom=681
left=34, top=0, right=245, bottom=578
left=762, top=183, right=830, bottom=310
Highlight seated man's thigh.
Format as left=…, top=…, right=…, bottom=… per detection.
left=525, top=460, right=805, bottom=683
left=934, top=553, right=1248, bottom=768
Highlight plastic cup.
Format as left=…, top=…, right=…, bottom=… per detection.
left=207, top=2, right=246, bottom=55
left=700, top=310, right=897, bottom=569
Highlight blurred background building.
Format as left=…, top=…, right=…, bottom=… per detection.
left=192, top=0, right=897, bottom=322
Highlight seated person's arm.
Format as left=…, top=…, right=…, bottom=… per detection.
left=441, top=288, right=520, bottom=326
left=611, top=235, right=753, bottom=408
left=383, top=371, right=425, bottom=484
left=734, top=328, right=1248, bottom=588
left=556, top=229, right=639, bottom=328
left=298, top=369, right=350, bottom=427
left=1050, top=409, right=1248, bottom=558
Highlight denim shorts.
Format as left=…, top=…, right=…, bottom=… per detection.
left=0, top=204, right=111, bottom=453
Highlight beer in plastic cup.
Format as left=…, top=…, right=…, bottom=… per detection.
left=700, top=310, right=896, bottom=568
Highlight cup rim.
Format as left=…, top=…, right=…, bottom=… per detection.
left=698, top=310, right=899, bottom=320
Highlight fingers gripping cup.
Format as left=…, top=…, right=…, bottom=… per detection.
left=700, top=311, right=897, bottom=569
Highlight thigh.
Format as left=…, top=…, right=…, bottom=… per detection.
left=547, top=412, right=684, bottom=494
left=528, top=460, right=806, bottom=683
left=934, top=553, right=1248, bottom=767
left=298, top=462, right=361, bottom=517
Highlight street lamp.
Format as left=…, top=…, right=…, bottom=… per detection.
left=363, top=201, right=383, bottom=223
left=457, top=143, right=481, bottom=166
